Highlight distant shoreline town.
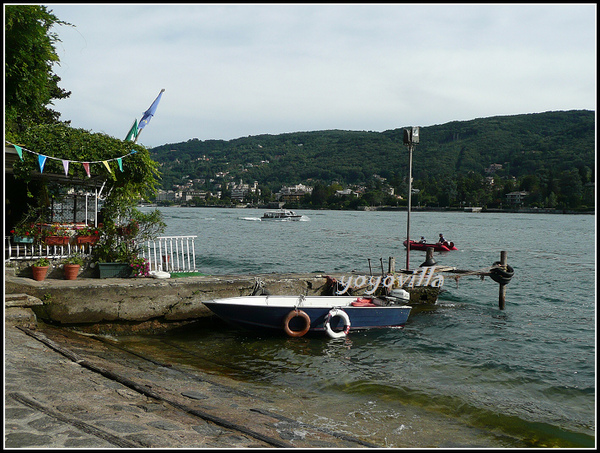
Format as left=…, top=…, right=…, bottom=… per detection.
left=141, top=197, right=594, bottom=215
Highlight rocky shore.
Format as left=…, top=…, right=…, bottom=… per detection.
left=5, top=320, right=382, bottom=448
left=4, top=271, right=379, bottom=448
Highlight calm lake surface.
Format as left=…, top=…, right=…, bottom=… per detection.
left=124, top=207, right=595, bottom=448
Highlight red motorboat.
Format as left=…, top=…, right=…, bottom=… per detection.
left=403, top=240, right=458, bottom=251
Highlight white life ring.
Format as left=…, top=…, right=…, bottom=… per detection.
left=324, top=308, right=351, bottom=339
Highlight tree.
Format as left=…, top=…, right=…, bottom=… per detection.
left=559, top=169, right=583, bottom=208
left=310, top=183, right=329, bottom=207
left=5, top=5, right=72, bottom=135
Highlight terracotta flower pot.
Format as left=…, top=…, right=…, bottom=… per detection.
left=63, top=264, right=81, bottom=280
left=45, top=236, right=70, bottom=246
left=32, top=265, right=49, bottom=281
left=76, top=235, right=99, bottom=245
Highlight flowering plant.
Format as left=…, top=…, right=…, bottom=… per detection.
left=11, top=223, right=39, bottom=238
left=45, top=223, right=73, bottom=237
left=130, top=256, right=150, bottom=277
left=117, top=220, right=139, bottom=237
left=76, top=225, right=101, bottom=236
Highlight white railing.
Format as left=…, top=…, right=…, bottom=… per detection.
left=5, top=235, right=198, bottom=273
left=4, top=236, right=94, bottom=260
left=141, top=236, right=197, bottom=272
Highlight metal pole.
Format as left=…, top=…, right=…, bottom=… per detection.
left=406, top=142, right=413, bottom=271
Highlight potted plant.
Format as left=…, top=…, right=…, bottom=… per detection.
left=43, top=223, right=72, bottom=246
left=95, top=243, right=136, bottom=278
left=75, top=225, right=101, bottom=245
left=31, top=257, right=51, bottom=281
left=10, top=223, right=38, bottom=244
left=92, top=206, right=165, bottom=278
left=63, top=254, right=84, bottom=280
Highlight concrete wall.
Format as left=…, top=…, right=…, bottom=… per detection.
left=4, top=270, right=335, bottom=326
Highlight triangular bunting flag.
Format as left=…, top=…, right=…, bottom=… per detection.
left=102, top=160, right=112, bottom=173
left=6, top=140, right=137, bottom=172
left=38, top=155, right=47, bottom=173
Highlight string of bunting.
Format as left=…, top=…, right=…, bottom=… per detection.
left=6, top=141, right=137, bottom=178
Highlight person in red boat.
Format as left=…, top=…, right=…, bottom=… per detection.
left=437, top=233, right=449, bottom=246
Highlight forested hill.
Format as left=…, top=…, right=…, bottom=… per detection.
left=150, top=110, right=595, bottom=194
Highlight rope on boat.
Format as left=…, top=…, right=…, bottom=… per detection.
left=251, top=277, right=270, bottom=295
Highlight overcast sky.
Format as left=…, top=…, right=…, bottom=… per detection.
left=41, top=3, right=596, bottom=148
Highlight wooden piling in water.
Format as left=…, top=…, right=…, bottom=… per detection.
left=499, top=251, right=507, bottom=310
left=388, top=257, right=395, bottom=274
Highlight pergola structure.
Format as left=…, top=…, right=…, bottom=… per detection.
left=4, top=145, right=110, bottom=228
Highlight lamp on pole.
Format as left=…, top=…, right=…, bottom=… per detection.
left=403, top=127, right=419, bottom=271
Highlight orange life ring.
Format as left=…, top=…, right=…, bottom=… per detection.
left=283, top=310, right=311, bottom=337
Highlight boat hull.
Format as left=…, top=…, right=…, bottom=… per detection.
left=261, top=216, right=302, bottom=221
left=202, top=296, right=411, bottom=335
left=403, top=240, right=457, bottom=251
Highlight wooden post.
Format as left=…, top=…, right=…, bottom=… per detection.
left=388, top=257, right=395, bottom=274
left=499, top=251, right=507, bottom=310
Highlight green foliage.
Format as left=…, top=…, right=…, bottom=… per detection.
left=10, top=222, right=38, bottom=238
left=92, top=208, right=166, bottom=264
left=64, top=254, right=84, bottom=265
left=13, top=123, right=161, bottom=198
left=151, top=110, right=595, bottom=209
left=33, top=257, right=50, bottom=267
left=4, top=5, right=72, bottom=134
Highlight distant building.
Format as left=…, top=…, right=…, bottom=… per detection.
left=485, top=163, right=503, bottom=174
left=230, top=180, right=259, bottom=202
left=335, top=189, right=359, bottom=197
left=506, top=191, right=529, bottom=205
left=276, top=184, right=313, bottom=203
left=182, top=191, right=207, bottom=201
left=156, top=190, right=182, bottom=202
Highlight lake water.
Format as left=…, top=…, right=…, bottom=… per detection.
left=125, top=207, right=595, bottom=447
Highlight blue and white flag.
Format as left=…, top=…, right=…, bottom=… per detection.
left=138, top=89, right=165, bottom=131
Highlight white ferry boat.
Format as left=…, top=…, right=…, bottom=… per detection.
left=261, top=209, right=302, bottom=221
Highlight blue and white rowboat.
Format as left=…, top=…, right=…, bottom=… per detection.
left=202, top=295, right=412, bottom=338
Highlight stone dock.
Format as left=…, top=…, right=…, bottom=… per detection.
left=4, top=269, right=383, bottom=448
left=4, top=269, right=337, bottom=330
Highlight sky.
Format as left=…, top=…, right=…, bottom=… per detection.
left=34, top=3, right=597, bottom=148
